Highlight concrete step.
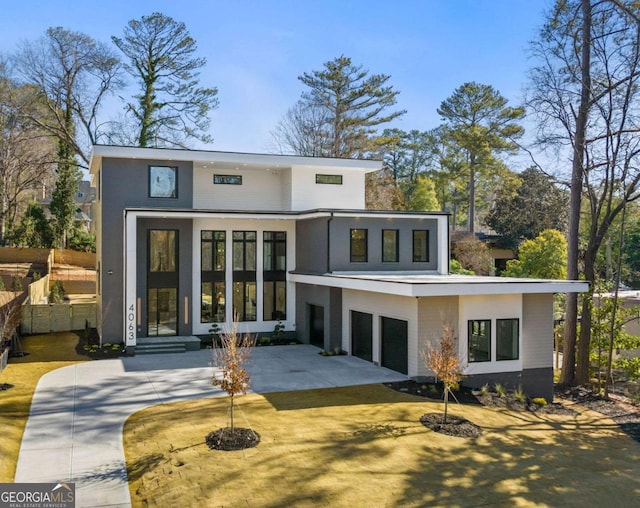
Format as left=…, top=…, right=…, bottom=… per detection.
left=136, top=335, right=201, bottom=351
left=135, top=344, right=187, bottom=355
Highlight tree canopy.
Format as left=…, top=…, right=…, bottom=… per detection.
left=112, top=12, right=219, bottom=148
left=502, top=229, right=568, bottom=280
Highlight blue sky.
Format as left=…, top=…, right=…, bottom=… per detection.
left=0, top=0, right=553, bottom=167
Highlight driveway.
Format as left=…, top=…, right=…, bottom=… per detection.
left=14, top=345, right=405, bottom=507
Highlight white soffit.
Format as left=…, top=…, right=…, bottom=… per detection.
left=289, top=272, right=589, bottom=297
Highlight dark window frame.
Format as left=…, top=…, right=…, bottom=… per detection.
left=214, top=174, right=242, bottom=185
left=201, top=231, right=226, bottom=323
left=315, top=174, right=343, bottom=185
left=496, top=318, right=520, bottom=361
left=412, top=230, right=430, bottom=262
left=350, top=228, right=368, bottom=263
left=468, top=319, right=491, bottom=363
left=232, top=231, right=257, bottom=321
left=382, top=229, right=399, bottom=263
left=148, top=165, right=178, bottom=198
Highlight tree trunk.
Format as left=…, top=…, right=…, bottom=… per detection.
left=230, top=394, right=235, bottom=433
left=576, top=253, right=596, bottom=385
left=561, top=0, right=592, bottom=386
left=468, top=154, right=476, bottom=233
left=443, top=387, right=449, bottom=424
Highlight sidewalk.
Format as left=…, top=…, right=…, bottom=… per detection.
left=14, top=345, right=405, bottom=507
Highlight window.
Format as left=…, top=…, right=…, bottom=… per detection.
left=497, top=319, right=519, bottom=360
left=316, top=174, right=343, bottom=185
left=149, top=166, right=177, bottom=198
left=382, top=229, right=399, bottom=262
left=232, top=231, right=257, bottom=321
left=201, top=231, right=225, bottom=323
left=214, top=174, right=242, bottom=185
left=350, top=229, right=368, bottom=262
left=264, top=232, right=287, bottom=320
left=149, top=230, right=176, bottom=272
left=468, top=320, right=491, bottom=362
left=413, top=230, right=430, bottom=262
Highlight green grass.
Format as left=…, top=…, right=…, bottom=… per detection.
left=0, top=332, right=88, bottom=481
left=124, top=384, right=640, bottom=507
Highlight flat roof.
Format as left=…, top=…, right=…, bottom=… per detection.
left=89, top=145, right=382, bottom=174
left=289, top=271, right=589, bottom=297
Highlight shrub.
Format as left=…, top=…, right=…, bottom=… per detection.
left=494, top=383, right=506, bottom=397
left=11, top=275, right=22, bottom=291
left=259, top=337, right=271, bottom=346
left=49, top=280, right=65, bottom=303
left=480, top=383, right=490, bottom=396
left=513, top=386, right=527, bottom=402
left=532, top=397, right=547, bottom=407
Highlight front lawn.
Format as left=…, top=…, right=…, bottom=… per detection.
left=0, top=332, right=89, bottom=481
left=124, top=384, right=640, bottom=507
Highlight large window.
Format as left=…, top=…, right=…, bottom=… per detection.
left=149, top=230, right=176, bottom=272
left=264, top=232, right=286, bottom=320
left=468, top=319, right=491, bottom=362
left=382, top=229, right=399, bottom=263
left=201, top=231, right=225, bottom=323
left=497, top=319, right=519, bottom=360
left=350, top=229, right=368, bottom=262
left=413, top=230, right=429, bottom=262
left=232, top=231, right=257, bottom=321
left=149, top=166, right=177, bottom=198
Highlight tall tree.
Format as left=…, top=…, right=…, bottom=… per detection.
left=112, top=12, right=219, bottom=148
left=14, top=27, right=122, bottom=166
left=437, top=82, right=525, bottom=233
left=486, top=167, right=569, bottom=250
left=283, top=55, right=405, bottom=158
left=271, top=100, right=330, bottom=156
left=529, top=0, right=640, bottom=385
left=0, top=62, right=56, bottom=244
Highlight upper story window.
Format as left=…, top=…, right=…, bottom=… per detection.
left=232, top=231, right=256, bottom=271
left=201, top=231, right=226, bottom=272
left=149, top=166, right=177, bottom=198
left=413, top=230, right=430, bottom=262
left=264, top=231, right=287, bottom=271
left=382, top=229, right=399, bottom=263
left=350, top=229, right=368, bottom=263
left=214, top=174, right=242, bottom=185
left=316, top=174, right=343, bottom=185
left=149, top=230, right=177, bottom=272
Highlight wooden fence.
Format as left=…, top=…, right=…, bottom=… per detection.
left=54, top=249, right=96, bottom=268
left=21, top=302, right=96, bottom=334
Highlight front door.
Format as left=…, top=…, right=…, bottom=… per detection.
left=147, top=288, right=177, bottom=336
left=147, top=229, right=178, bottom=337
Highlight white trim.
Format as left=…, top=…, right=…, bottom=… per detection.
left=124, top=212, right=137, bottom=347
left=90, top=145, right=381, bottom=174
left=290, top=272, right=589, bottom=297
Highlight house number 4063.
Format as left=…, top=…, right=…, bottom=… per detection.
left=127, top=304, right=135, bottom=342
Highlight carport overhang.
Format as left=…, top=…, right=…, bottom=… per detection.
left=289, top=271, right=589, bottom=297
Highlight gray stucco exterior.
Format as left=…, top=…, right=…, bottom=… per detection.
left=98, top=157, right=193, bottom=342
left=296, top=216, right=439, bottom=273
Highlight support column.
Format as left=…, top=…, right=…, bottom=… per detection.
left=124, top=212, right=137, bottom=352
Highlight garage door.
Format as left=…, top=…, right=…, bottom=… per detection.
left=381, top=316, right=408, bottom=375
left=351, top=311, right=373, bottom=362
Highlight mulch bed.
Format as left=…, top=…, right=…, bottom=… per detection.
left=75, top=329, right=128, bottom=359
left=420, top=413, right=482, bottom=438
left=206, top=427, right=260, bottom=451
left=386, top=380, right=640, bottom=443
left=555, top=386, right=640, bottom=442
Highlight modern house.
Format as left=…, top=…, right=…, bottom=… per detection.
left=89, top=145, right=587, bottom=399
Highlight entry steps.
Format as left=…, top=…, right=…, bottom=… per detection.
left=135, top=335, right=201, bottom=355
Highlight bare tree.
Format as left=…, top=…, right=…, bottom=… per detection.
left=13, top=27, right=122, bottom=167
left=0, top=62, right=56, bottom=244
left=211, top=320, right=256, bottom=435
left=528, top=0, right=640, bottom=385
left=271, top=100, right=330, bottom=156
left=421, top=324, right=465, bottom=424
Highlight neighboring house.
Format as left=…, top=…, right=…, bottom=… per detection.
left=89, top=145, right=587, bottom=400
left=40, top=180, right=97, bottom=232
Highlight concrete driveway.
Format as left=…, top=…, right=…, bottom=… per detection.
left=14, top=345, right=405, bottom=507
